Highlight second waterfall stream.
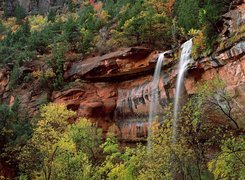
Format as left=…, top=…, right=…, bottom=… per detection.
left=173, top=39, right=193, bottom=142
left=147, top=51, right=169, bottom=149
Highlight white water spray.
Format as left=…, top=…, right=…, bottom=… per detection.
left=147, top=51, right=169, bottom=149
left=173, top=39, right=193, bottom=141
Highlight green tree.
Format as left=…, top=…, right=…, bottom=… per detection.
left=67, top=118, right=102, bottom=162
left=0, top=97, right=32, bottom=176
left=19, top=105, right=103, bottom=179
left=0, top=20, right=34, bottom=64
left=19, top=103, right=76, bottom=179
left=49, top=119, right=97, bottom=180
left=114, top=0, right=170, bottom=47
left=14, top=3, right=26, bottom=23
left=208, top=136, right=245, bottom=179
left=96, top=132, right=123, bottom=179
left=196, top=78, right=240, bottom=129
left=48, top=41, right=68, bottom=90
left=174, top=0, right=200, bottom=31
left=47, top=9, right=56, bottom=22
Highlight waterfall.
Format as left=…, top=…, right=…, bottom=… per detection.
left=173, top=39, right=193, bottom=141
left=147, top=51, right=168, bottom=149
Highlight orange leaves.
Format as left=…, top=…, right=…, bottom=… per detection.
left=164, top=0, right=175, bottom=17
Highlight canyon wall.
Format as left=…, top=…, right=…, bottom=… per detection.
left=0, top=3, right=244, bottom=142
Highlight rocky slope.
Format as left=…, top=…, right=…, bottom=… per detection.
left=2, top=0, right=66, bottom=15
left=0, top=3, right=244, bottom=141
left=1, top=0, right=99, bottom=15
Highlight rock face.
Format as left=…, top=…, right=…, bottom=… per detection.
left=52, top=83, right=117, bottom=131
left=1, top=0, right=97, bottom=15
left=0, top=4, right=244, bottom=141
left=221, top=2, right=245, bottom=36
left=18, top=0, right=66, bottom=14
left=55, top=48, right=166, bottom=139
left=64, top=47, right=155, bottom=82
left=1, top=0, right=66, bottom=15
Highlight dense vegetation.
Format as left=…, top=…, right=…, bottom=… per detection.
left=1, top=78, right=244, bottom=179
left=0, top=0, right=244, bottom=179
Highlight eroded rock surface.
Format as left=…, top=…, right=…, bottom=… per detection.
left=64, top=47, right=155, bottom=81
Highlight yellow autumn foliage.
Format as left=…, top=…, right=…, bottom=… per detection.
left=28, top=15, right=48, bottom=32
left=32, top=68, right=56, bottom=79
left=2, top=17, right=20, bottom=32
left=191, top=29, right=206, bottom=59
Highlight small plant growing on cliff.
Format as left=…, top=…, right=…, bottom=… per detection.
left=32, top=69, right=56, bottom=79
left=47, top=41, right=68, bottom=90
left=8, top=63, right=21, bottom=89
left=189, top=29, right=206, bottom=60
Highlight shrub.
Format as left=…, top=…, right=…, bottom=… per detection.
left=77, top=3, right=102, bottom=31
left=28, top=30, right=51, bottom=54
left=8, top=63, right=21, bottom=89
left=13, top=3, right=26, bottom=23
left=47, top=9, right=56, bottom=22
left=28, top=15, right=48, bottom=32
left=191, top=29, right=206, bottom=59
left=49, top=41, right=68, bottom=90
left=77, top=28, right=94, bottom=54
left=0, top=21, right=34, bottom=64
left=0, top=21, right=6, bottom=39
left=63, top=17, right=81, bottom=50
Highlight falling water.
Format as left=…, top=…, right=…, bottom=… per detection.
left=173, top=39, right=193, bottom=142
left=147, top=51, right=169, bottom=149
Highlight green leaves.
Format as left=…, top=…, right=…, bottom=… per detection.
left=67, top=118, right=102, bottom=158
left=175, top=0, right=200, bottom=31
left=114, top=0, right=169, bottom=47
left=0, top=97, right=32, bottom=174
left=18, top=105, right=105, bottom=179
left=13, top=3, right=26, bottom=23
left=208, top=136, right=245, bottom=179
